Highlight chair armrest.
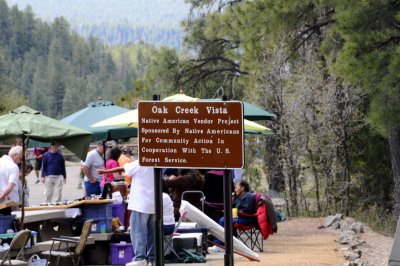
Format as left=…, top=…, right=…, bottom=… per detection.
left=51, top=237, right=79, bottom=244
left=238, top=212, right=257, bottom=218
left=58, top=236, right=80, bottom=241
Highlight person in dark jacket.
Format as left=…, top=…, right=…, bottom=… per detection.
left=209, top=180, right=256, bottom=253
left=231, top=180, right=256, bottom=223
left=41, top=143, right=66, bottom=203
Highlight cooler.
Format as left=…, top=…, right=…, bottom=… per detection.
left=109, top=242, right=134, bottom=265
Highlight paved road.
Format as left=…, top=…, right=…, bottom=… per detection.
left=25, top=164, right=85, bottom=206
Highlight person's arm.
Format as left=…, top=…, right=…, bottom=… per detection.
left=0, top=183, right=15, bottom=202
left=61, top=155, right=66, bottom=180
left=82, top=165, right=96, bottom=183
left=40, top=153, right=47, bottom=183
left=97, top=166, right=124, bottom=175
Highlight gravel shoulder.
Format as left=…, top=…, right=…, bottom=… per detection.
left=352, top=221, right=394, bottom=266
left=235, top=217, right=394, bottom=266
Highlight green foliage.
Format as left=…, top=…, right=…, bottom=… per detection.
left=0, top=89, right=27, bottom=114
left=333, top=0, right=400, bottom=135
left=351, top=132, right=393, bottom=211
left=353, top=204, right=397, bottom=236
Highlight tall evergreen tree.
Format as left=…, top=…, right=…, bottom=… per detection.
left=333, top=0, right=400, bottom=217
left=30, top=57, right=48, bottom=113
left=46, top=38, right=67, bottom=117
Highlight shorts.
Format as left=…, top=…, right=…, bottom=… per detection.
left=35, top=158, right=42, bottom=170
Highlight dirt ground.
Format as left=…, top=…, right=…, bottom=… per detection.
left=25, top=165, right=394, bottom=266
left=233, top=217, right=344, bottom=266
left=233, top=217, right=393, bottom=266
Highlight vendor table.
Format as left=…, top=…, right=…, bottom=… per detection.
left=23, top=199, right=113, bottom=211
left=11, top=210, right=71, bottom=223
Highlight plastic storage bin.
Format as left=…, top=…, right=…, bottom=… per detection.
left=0, top=215, right=16, bottom=233
left=109, top=242, right=134, bottom=265
left=90, top=218, right=112, bottom=233
left=83, top=203, right=113, bottom=220
left=112, top=202, right=126, bottom=226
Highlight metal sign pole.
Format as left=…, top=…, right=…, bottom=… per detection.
left=222, top=94, right=234, bottom=266
left=223, top=169, right=234, bottom=266
left=154, top=168, right=164, bottom=266
left=152, top=94, right=164, bottom=266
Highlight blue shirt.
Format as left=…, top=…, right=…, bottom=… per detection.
left=41, top=151, right=66, bottom=179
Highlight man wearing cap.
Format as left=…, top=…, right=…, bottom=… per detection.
left=82, top=142, right=104, bottom=196
left=41, top=143, right=66, bottom=203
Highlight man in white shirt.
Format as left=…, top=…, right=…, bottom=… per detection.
left=98, top=160, right=155, bottom=266
left=82, top=142, right=105, bottom=196
left=0, top=146, right=22, bottom=213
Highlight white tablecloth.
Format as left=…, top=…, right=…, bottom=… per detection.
left=12, top=208, right=81, bottom=223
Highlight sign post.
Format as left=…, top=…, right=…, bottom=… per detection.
left=152, top=95, right=164, bottom=266
left=138, top=101, right=244, bottom=265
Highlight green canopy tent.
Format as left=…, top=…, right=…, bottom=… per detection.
left=199, top=99, right=275, bottom=121
left=61, top=100, right=137, bottom=142
left=163, top=93, right=276, bottom=121
left=0, top=106, right=92, bottom=227
left=242, top=102, right=275, bottom=121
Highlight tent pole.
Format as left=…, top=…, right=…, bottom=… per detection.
left=102, top=141, right=106, bottom=167
left=21, top=137, right=26, bottom=229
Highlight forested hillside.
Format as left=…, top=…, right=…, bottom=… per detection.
left=5, top=0, right=188, bottom=48
left=0, top=0, right=179, bottom=118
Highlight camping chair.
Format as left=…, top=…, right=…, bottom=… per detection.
left=41, top=219, right=93, bottom=266
left=233, top=212, right=263, bottom=252
left=181, top=191, right=205, bottom=212
left=0, top=230, right=31, bottom=266
left=233, top=193, right=276, bottom=252
left=164, top=210, right=188, bottom=259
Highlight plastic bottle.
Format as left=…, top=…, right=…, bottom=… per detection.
left=31, top=231, right=37, bottom=245
left=100, top=223, right=107, bottom=234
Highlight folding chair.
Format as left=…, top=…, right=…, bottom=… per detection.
left=164, top=210, right=188, bottom=259
left=233, top=202, right=264, bottom=252
left=0, top=230, right=31, bottom=266
left=234, top=219, right=263, bottom=252
left=41, top=219, right=93, bottom=266
left=181, top=191, right=205, bottom=212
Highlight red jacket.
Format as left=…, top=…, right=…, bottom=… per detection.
left=254, top=193, right=277, bottom=240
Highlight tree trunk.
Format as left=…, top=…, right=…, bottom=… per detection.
left=389, top=128, right=400, bottom=219
left=341, top=131, right=351, bottom=216
left=322, top=158, right=333, bottom=215
left=306, top=143, right=322, bottom=213
left=266, top=134, right=285, bottom=192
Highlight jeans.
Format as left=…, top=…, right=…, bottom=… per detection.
left=84, top=181, right=101, bottom=196
left=163, top=224, right=175, bottom=235
left=130, top=211, right=155, bottom=262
